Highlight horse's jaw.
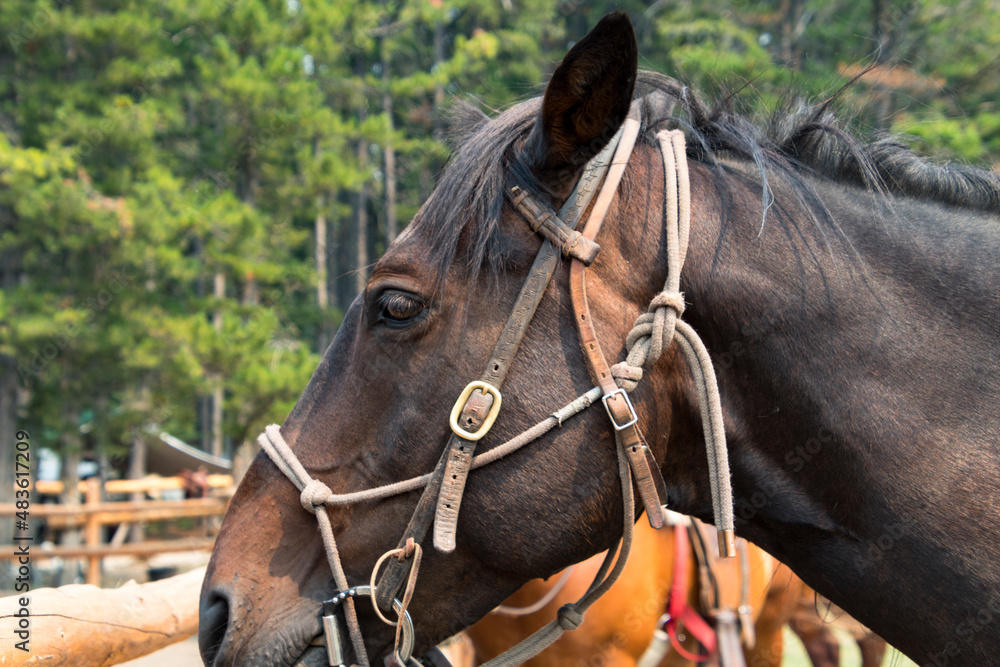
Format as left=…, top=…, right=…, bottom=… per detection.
left=291, top=646, right=329, bottom=667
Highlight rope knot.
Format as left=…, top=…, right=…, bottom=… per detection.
left=398, top=537, right=417, bottom=562
left=611, top=362, right=643, bottom=393
left=650, top=290, right=685, bottom=317
left=557, top=604, right=585, bottom=631
left=615, top=291, right=687, bottom=390
left=299, top=478, right=332, bottom=513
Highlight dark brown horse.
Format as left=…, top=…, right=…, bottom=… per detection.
left=200, top=11, right=1000, bottom=667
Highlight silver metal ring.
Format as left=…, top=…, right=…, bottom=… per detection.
left=602, top=388, right=638, bottom=430
left=325, top=584, right=416, bottom=662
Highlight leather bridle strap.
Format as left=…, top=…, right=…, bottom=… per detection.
left=568, top=105, right=670, bottom=529
left=374, top=122, right=628, bottom=612
left=433, top=237, right=558, bottom=552
left=665, top=520, right=717, bottom=661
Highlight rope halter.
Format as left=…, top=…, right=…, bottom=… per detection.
left=255, top=121, right=736, bottom=667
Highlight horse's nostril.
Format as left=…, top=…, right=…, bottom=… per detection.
left=199, top=589, right=231, bottom=666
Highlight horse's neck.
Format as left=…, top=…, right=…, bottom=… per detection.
left=659, top=163, right=1000, bottom=662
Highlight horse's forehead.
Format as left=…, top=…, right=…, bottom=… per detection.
left=371, top=224, right=443, bottom=285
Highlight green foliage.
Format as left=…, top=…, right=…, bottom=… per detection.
left=895, top=113, right=986, bottom=162
left=1, top=0, right=996, bottom=467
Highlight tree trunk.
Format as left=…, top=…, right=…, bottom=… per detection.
left=232, top=441, right=255, bottom=487
left=0, top=212, right=21, bottom=555
left=128, top=385, right=147, bottom=546
left=872, top=0, right=887, bottom=51
left=355, top=140, right=369, bottom=297
left=191, top=237, right=213, bottom=454
left=0, top=356, right=16, bottom=555
left=315, top=136, right=331, bottom=351
left=333, top=191, right=353, bottom=314
left=433, top=20, right=446, bottom=140
left=382, top=36, right=398, bottom=244
left=128, top=436, right=146, bottom=543
left=780, top=0, right=805, bottom=69
left=210, top=272, right=225, bottom=459
left=872, top=0, right=894, bottom=131
left=94, top=396, right=110, bottom=504
left=0, top=241, right=18, bottom=555
left=58, top=434, right=83, bottom=586
left=316, top=194, right=330, bottom=351
left=242, top=272, right=259, bottom=306
left=199, top=395, right=211, bottom=452
left=384, top=137, right=397, bottom=243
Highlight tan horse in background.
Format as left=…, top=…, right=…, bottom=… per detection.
left=462, top=515, right=803, bottom=667
left=448, top=516, right=887, bottom=667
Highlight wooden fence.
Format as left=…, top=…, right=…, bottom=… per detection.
left=0, top=566, right=204, bottom=666
left=0, top=475, right=234, bottom=585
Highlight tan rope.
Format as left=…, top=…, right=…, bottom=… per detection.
left=259, top=386, right=635, bottom=667
left=258, top=426, right=370, bottom=666
left=609, top=129, right=735, bottom=546
left=257, top=387, right=635, bottom=667
left=491, top=565, right=577, bottom=617
left=260, top=389, right=598, bottom=510
left=257, top=386, right=601, bottom=665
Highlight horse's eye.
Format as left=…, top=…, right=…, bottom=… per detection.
left=377, top=290, right=426, bottom=327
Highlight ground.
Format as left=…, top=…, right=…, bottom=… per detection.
left=119, top=636, right=201, bottom=666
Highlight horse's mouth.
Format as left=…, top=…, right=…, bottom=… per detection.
left=291, top=645, right=329, bottom=667
left=292, top=638, right=454, bottom=667
left=291, top=635, right=396, bottom=667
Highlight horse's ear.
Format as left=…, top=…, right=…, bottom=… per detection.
left=528, top=10, right=637, bottom=183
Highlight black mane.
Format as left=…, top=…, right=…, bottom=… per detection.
left=408, top=70, right=1000, bottom=282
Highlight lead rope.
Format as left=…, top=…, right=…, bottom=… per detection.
left=610, top=129, right=735, bottom=551
left=491, top=565, right=576, bottom=617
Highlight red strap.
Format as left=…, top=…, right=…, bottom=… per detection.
left=664, top=522, right=717, bottom=662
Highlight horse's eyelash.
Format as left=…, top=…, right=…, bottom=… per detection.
left=378, top=291, right=423, bottom=315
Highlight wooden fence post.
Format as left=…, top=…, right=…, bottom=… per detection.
left=84, top=478, right=101, bottom=586
left=0, top=567, right=205, bottom=666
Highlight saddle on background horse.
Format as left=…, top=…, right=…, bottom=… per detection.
left=639, top=511, right=755, bottom=667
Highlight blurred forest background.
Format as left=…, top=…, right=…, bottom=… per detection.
left=1, top=0, right=998, bottom=508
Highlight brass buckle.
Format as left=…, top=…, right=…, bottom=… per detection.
left=449, top=381, right=502, bottom=441
left=602, top=388, right=638, bottom=430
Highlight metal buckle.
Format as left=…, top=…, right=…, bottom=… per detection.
left=321, top=585, right=415, bottom=666
left=449, top=381, right=502, bottom=441
left=601, top=388, right=638, bottom=430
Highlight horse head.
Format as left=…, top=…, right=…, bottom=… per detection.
left=200, top=8, right=1000, bottom=666
left=199, top=12, right=719, bottom=666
